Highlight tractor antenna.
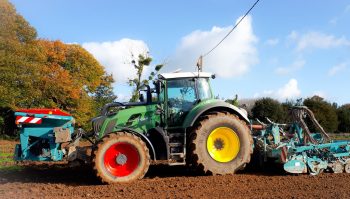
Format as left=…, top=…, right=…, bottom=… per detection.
left=196, top=0, right=261, bottom=70
left=196, top=55, right=203, bottom=72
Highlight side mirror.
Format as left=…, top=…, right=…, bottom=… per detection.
left=153, top=80, right=162, bottom=94
left=139, top=94, right=145, bottom=102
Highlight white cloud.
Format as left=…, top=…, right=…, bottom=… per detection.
left=254, top=79, right=301, bottom=101
left=328, top=62, right=348, bottom=76
left=276, top=79, right=301, bottom=100
left=169, top=15, right=258, bottom=78
left=82, top=38, right=149, bottom=84
left=265, top=38, right=279, bottom=46
left=275, top=59, right=305, bottom=75
left=288, top=31, right=350, bottom=52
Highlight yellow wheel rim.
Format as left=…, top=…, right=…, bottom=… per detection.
left=206, top=127, right=240, bottom=163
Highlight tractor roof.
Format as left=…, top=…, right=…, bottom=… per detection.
left=158, top=72, right=213, bottom=80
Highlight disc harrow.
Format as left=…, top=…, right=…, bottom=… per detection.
left=252, top=106, right=350, bottom=175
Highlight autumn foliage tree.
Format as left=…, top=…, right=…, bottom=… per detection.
left=34, top=40, right=116, bottom=126
left=0, top=0, right=116, bottom=135
left=0, top=0, right=39, bottom=135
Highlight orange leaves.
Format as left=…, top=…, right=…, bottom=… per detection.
left=37, top=40, right=105, bottom=92
left=0, top=0, right=37, bottom=43
left=33, top=40, right=113, bottom=127
left=0, top=0, right=115, bottom=132
left=40, top=63, right=80, bottom=101
left=37, top=40, right=67, bottom=65
left=64, top=44, right=105, bottom=91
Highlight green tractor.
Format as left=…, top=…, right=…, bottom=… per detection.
left=91, top=72, right=253, bottom=183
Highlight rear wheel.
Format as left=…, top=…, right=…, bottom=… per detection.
left=92, top=132, right=150, bottom=183
left=189, top=112, right=252, bottom=174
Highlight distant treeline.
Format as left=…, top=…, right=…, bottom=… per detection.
left=230, top=96, right=350, bottom=133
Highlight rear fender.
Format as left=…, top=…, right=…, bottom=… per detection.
left=182, top=100, right=250, bottom=128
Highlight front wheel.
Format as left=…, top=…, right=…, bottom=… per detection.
left=92, top=132, right=150, bottom=183
left=189, top=112, right=252, bottom=174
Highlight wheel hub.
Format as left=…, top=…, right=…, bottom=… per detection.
left=103, top=142, right=140, bottom=177
left=214, top=138, right=225, bottom=150
left=116, top=153, right=127, bottom=165
left=206, top=127, right=240, bottom=163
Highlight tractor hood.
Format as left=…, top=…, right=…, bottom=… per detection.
left=92, top=102, right=159, bottom=138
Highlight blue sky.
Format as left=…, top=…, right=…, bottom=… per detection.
left=10, top=0, right=350, bottom=105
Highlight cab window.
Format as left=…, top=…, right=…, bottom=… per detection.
left=167, top=79, right=196, bottom=111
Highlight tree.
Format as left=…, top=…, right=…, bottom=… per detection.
left=128, top=53, right=163, bottom=102
left=0, top=0, right=116, bottom=134
left=0, top=0, right=39, bottom=108
left=93, top=74, right=117, bottom=113
left=0, top=0, right=37, bottom=43
left=0, top=0, right=42, bottom=135
left=303, top=95, right=338, bottom=133
left=337, top=104, right=350, bottom=133
left=28, top=40, right=114, bottom=128
left=251, top=98, right=287, bottom=123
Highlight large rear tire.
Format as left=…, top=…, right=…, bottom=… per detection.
left=92, top=132, right=150, bottom=183
left=189, top=112, right=252, bottom=174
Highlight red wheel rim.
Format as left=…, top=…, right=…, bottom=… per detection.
left=104, top=142, right=140, bottom=177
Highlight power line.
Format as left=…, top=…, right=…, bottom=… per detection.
left=202, top=0, right=261, bottom=58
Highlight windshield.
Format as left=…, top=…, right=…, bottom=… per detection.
left=167, top=78, right=212, bottom=109
left=167, top=79, right=196, bottom=111
left=166, top=77, right=212, bottom=126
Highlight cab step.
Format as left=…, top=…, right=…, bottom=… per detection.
left=169, top=142, right=183, bottom=147
left=168, top=162, right=186, bottom=166
left=170, top=152, right=185, bottom=158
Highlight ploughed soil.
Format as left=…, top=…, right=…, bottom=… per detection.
left=1, top=140, right=350, bottom=199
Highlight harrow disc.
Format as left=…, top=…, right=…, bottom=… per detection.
left=332, top=162, right=344, bottom=173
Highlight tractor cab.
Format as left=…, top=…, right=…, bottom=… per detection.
left=157, top=72, right=215, bottom=126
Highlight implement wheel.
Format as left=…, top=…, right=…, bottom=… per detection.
left=189, top=112, right=252, bottom=174
left=92, top=132, right=150, bottom=183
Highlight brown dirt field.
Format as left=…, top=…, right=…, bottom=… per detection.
left=1, top=165, right=350, bottom=199
left=1, top=140, right=350, bottom=199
